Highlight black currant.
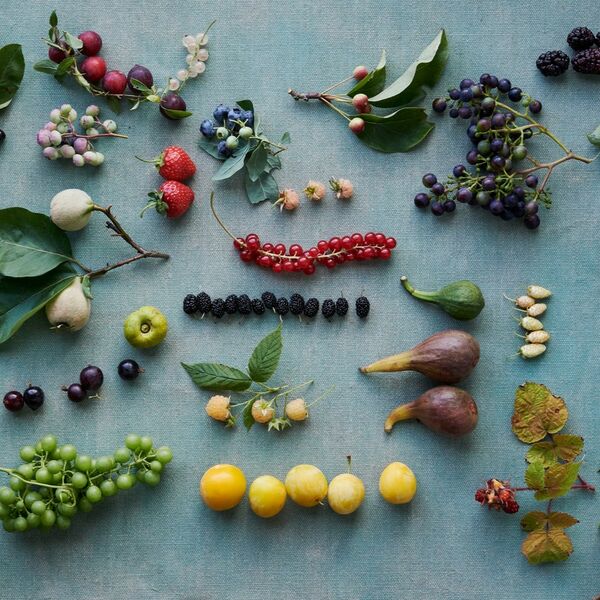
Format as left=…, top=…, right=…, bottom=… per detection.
left=118, top=359, right=143, bottom=381
left=23, top=386, right=44, bottom=411
left=65, top=383, right=87, bottom=403
left=3, top=391, right=24, bottom=412
left=79, top=365, right=104, bottom=391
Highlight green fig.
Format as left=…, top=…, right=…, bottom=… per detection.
left=400, top=276, right=484, bottom=320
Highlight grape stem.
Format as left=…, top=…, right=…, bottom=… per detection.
left=287, top=89, right=352, bottom=121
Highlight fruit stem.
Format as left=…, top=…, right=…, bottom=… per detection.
left=400, top=275, right=438, bottom=303
left=210, top=192, right=239, bottom=242
left=384, top=403, right=415, bottom=433
left=319, top=97, right=352, bottom=122
left=359, top=351, right=411, bottom=374
left=321, top=74, right=355, bottom=94
left=63, top=132, right=128, bottom=140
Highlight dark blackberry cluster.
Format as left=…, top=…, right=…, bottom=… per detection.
left=355, top=296, right=370, bottom=318
left=419, top=74, right=547, bottom=229
left=537, top=27, right=600, bottom=77
left=572, top=48, right=600, bottom=74
left=536, top=51, right=570, bottom=77
left=238, top=294, right=252, bottom=315
left=303, top=298, right=320, bottom=317
left=321, top=299, right=336, bottom=319
left=275, top=297, right=289, bottom=316
left=289, top=293, right=305, bottom=315
left=567, top=27, right=596, bottom=50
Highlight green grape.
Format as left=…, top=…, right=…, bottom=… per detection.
left=57, top=503, right=77, bottom=517
left=71, top=472, right=88, bottom=489
left=155, top=447, right=173, bottom=465
left=40, top=435, right=57, bottom=453
left=50, top=448, right=62, bottom=460
left=116, top=474, right=134, bottom=490
left=51, top=473, right=63, bottom=484
left=16, top=463, right=34, bottom=479
left=19, top=446, right=36, bottom=462
left=136, top=470, right=146, bottom=483
left=100, top=480, right=117, bottom=497
left=3, top=519, right=15, bottom=532
left=40, top=509, right=56, bottom=527
left=35, top=468, right=52, bottom=484
left=39, top=487, right=50, bottom=499
left=9, top=476, right=25, bottom=492
left=125, top=434, right=141, bottom=451
left=15, top=499, right=25, bottom=510
left=31, top=500, right=47, bottom=516
left=75, top=455, right=93, bottom=472
left=139, top=436, right=153, bottom=451
left=78, top=498, right=93, bottom=513
left=150, top=461, right=163, bottom=473
left=86, top=485, right=102, bottom=503
left=24, top=491, right=42, bottom=508
left=96, top=456, right=114, bottom=473
left=0, top=487, right=17, bottom=505
left=13, top=517, right=28, bottom=532
left=143, top=471, right=160, bottom=487
left=0, top=504, right=9, bottom=519
left=47, top=460, right=64, bottom=474
left=114, top=447, right=131, bottom=464
left=55, top=488, right=71, bottom=503
left=34, top=441, right=44, bottom=454
left=26, top=513, right=41, bottom=528
left=59, top=445, right=77, bottom=461
left=56, top=515, right=71, bottom=530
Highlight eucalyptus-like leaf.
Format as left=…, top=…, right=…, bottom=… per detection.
left=33, top=59, right=58, bottom=75
left=63, top=31, right=83, bottom=50
left=245, top=171, right=279, bottom=204
left=213, top=144, right=252, bottom=181
left=0, top=264, right=76, bottom=344
left=199, top=136, right=226, bottom=160
left=266, top=153, right=281, bottom=171
left=245, top=143, right=269, bottom=181
left=347, top=50, right=386, bottom=98
left=160, top=108, right=192, bottom=119
left=0, top=44, right=25, bottom=109
left=587, top=124, right=600, bottom=147
left=181, top=362, right=252, bottom=392
left=247, top=324, right=282, bottom=382
left=280, top=132, right=291, bottom=144
left=0, top=208, right=74, bottom=278
left=369, top=30, right=448, bottom=108
left=355, top=107, right=434, bottom=153
left=129, top=78, right=151, bottom=95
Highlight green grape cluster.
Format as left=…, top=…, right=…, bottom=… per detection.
left=0, top=434, right=173, bottom=533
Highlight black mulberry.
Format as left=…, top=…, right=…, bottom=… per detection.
left=183, top=294, right=198, bottom=314
left=238, top=294, right=252, bottom=315
left=289, top=293, right=305, bottom=315
left=224, top=294, right=238, bottom=314
left=251, top=299, right=265, bottom=315
left=355, top=296, right=370, bottom=318
left=275, top=297, right=289, bottom=315
left=567, top=26, right=595, bottom=50
left=322, top=299, right=335, bottom=318
left=572, top=48, right=600, bottom=74
left=261, top=292, right=276, bottom=310
left=211, top=298, right=225, bottom=318
left=196, top=292, right=212, bottom=315
left=303, top=298, right=319, bottom=317
left=335, top=297, right=349, bottom=316
left=535, top=50, right=570, bottom=76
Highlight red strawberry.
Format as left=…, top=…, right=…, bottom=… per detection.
left=141, top=181, right=195, bottom=219
left=136, top=146, right=196, bottom=181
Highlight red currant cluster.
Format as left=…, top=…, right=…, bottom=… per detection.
left=233, top=232, right=397, bottom=275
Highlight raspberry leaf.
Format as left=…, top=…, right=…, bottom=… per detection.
left=526, top=442, right=558, bottom=467
left=242, top=398, right=257, bottom=429
left=534, top=462, right=580, bottom=501
left=520, top=511, right=548, bottom=532
left=553, top=434, right=584, bottom=462
left=248, top=324, right=282, bottom=383
left=521, top=528, right=573, bottom=564
left=548, top=512, right=579, bottom=529
left=181, top=362, right=252, bottom=392
left=525, top=462, right=545, bottom=490
left=347, top=50, right=386, bottom=98
left=0, top=44, right=25, bottom=109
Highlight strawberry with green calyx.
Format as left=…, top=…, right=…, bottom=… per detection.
left=141, top=181, right=195, bottom=219
left=136, top=146, right=196, bottom=181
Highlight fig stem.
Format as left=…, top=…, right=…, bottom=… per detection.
left=400, top=276, right=437, bottom=303
left=359, top=351, right=411, bottom=373
left=384, top=403, right=415, bottom=433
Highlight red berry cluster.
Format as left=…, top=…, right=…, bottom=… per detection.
left=233, top=232, right=397, bottom=275
left=475, top=479, right=519, bottom=514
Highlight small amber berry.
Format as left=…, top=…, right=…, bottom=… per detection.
left=205, top=395, right=231, bottom=422
left=276, top=188, right=300, bottom=211
left=285, top=398, right=308, bottom=421
left=304, top=180, right=327, bottom=202
left=329, top=177, right=353, bottom=200
left=251, top=399, right=275, bottom=424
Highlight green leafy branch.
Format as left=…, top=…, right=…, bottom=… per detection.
left=182, top=324, right=328, bottom=431
left=288, top=30, right=448, bottom=153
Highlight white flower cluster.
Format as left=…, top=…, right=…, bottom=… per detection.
left=171, top=32, right=209, bottom=87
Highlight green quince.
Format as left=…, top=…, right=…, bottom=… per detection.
left=123, top=306, right=168, bottom=348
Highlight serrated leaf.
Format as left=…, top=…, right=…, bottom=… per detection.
left=49, top=10, right=58, bottom=27
left=553, top=434, right=584, bottom=462
left=520, top=511, right=548, bottom=532
left=522, top=528, right=573, bottom=564
left=511, top=382, right=568, bottom=443
left=535, top=462, right=580, bottom=501
left=0, top=208, right=74, bottom=277
left=0, top=264, right=76, bottom=344
left=246, top=143, right=268, bottom=181
left=247, top=324, right=282, bottom=383
left=587, top=124, right=600, bottom=147
left=0, top=44, right=25, bottom=109
left=548, top=512, right=579, bottom=529
left=347, top=50, right=386, bottom=97
left=181, top=362, right=252, bottom=392
left=159, top=107, right=192, bottom=119
left=525, top=462, right=545, bottom=490
left=526, top=442, right=558, bottom=467
left=369, top=30, right=448, bottom=108
left=354, top=107, right=434, bottom=153
left=213, top=144, right=251, bottom=181
left=33, top=59, right=58, bottom=75
left=243, top=399, right=256, bottom=430
left=245, top=170, right=279, bottom=204
left=63, top=31, right=83, bottom=50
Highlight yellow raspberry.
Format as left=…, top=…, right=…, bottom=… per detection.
left=205, top=395, right=231, bottom=422
left=251, top=399, right=275, bottom=424
left=285, top=398, right=308, bottom=421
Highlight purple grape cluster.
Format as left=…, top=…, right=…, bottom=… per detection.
left=414, top=74, right=548, bottom=229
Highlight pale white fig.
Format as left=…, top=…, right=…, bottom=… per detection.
left=45, top=277, right=91, bottom=331
left=50, top=189, right=94, bottom=231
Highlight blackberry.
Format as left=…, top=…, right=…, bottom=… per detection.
left=567, top=26, right=595, bottom=50
left=261, top=291, right=276, bottom=310
left=251, top=299, right=265, bottom=315
left=224, top=294, right=238, bottom=314
left=572, top=48, right=600, bottom=74
left=303, top=298, right=319, bottom=318
left=211, top=298, right=225, bottom=318
left=238, top=294, right=252, bottom=315
left=183, top=294, right=198, bottom=314
left=289, top=293, right=305, bottom=315
left=335, top=297, right=349, bottom=316
left=536, top=50, right=570, bottom=76
left=321, top=299, right=335, bottom=319
left=196, top=292, right=212, bottom=315
left=275, top=297, right=289, bottom=315
left=355, top=296, right=370, bottom=318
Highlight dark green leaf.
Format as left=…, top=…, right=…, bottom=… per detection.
left=245, top=171, right=279, bottom=204
left=242, top=399, right=257, bottom=429
left=236, top=99, right=254, bottom=113
left=347, top=50, right=386, bottom=97
left=33, top=59, right=58, bottom=75
left=49, top=10, right=58, bottom=27
left=534, top=462, right=581, bottom=501
left=129, top=78, right=151, bottom=95
left=213, top=144, right=252, bottom=181
left=198, top=136, right=226, bottom=160
left=54, top=56, right=75, bottom=80
left=369, top=30, right=448, bottom=108
left=0, top=208, right=74, bottom=278
left=525, top=462, right=545, bottom=490
left=160, top=107, right=192, bottom=119
left=355, top=107, right=433, bottom=153
left=106, top=95, right=122, bottom=114
left=248, top=324, right=282, bottom=382
left=181, top=362, right=252, bottom=392
left=246, top=143, right=269, bottom=181
left=0, top=44, right=25, bottom=109
left=522, top=528, right=573, bottom=564
left=63, top=31, right=83, bottom=50
left=587, top=124, right=600, bottom=146
left=0, top=264, right=76, bottom=344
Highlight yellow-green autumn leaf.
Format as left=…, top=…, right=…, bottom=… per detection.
left=524, top=462, right=545, bottom=490
left=521, top=528, right=573, bottom=564
left=526, top=442, right=558, bottom=467
left=511, top=382, right=568, bottom=443
left=521, top=510, right=579, bottom=532
left=534, top=462, right=580, bottom=501
left=553, top=434, right=584, bottom=462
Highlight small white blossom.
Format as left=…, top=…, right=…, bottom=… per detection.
left=177, top=69, right=189, bottom=81
left=196, top=32, right=208, bottom=46
left=168, top=78, right=180, bottom=91
left=197, top=48, right=209, bottom=61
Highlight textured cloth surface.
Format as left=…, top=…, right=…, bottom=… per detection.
left=1, top=1, right=599, bottom=598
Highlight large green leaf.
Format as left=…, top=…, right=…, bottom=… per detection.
left=369, top=30, right=448, bottom=108
left=245, top=143, right=269, bottom=182
left=347, top=50, right=386, bottom=98
left=355, top=107, right=433, bottom=153
left=213, top=144, right=252, bottom=181
left=0, top=264, right=76, bottom=344
left=0, top=208, right=74, bottom=277
left=181, top=362, right=252, bottom=392
left=245, top=171, right=279, bottom=204
left=247, top=324, right=282, bottom=382
left=0, top=44, right=25, bottom=109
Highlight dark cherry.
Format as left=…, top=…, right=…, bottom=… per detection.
left=3, top=391, right=24, bottom=412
